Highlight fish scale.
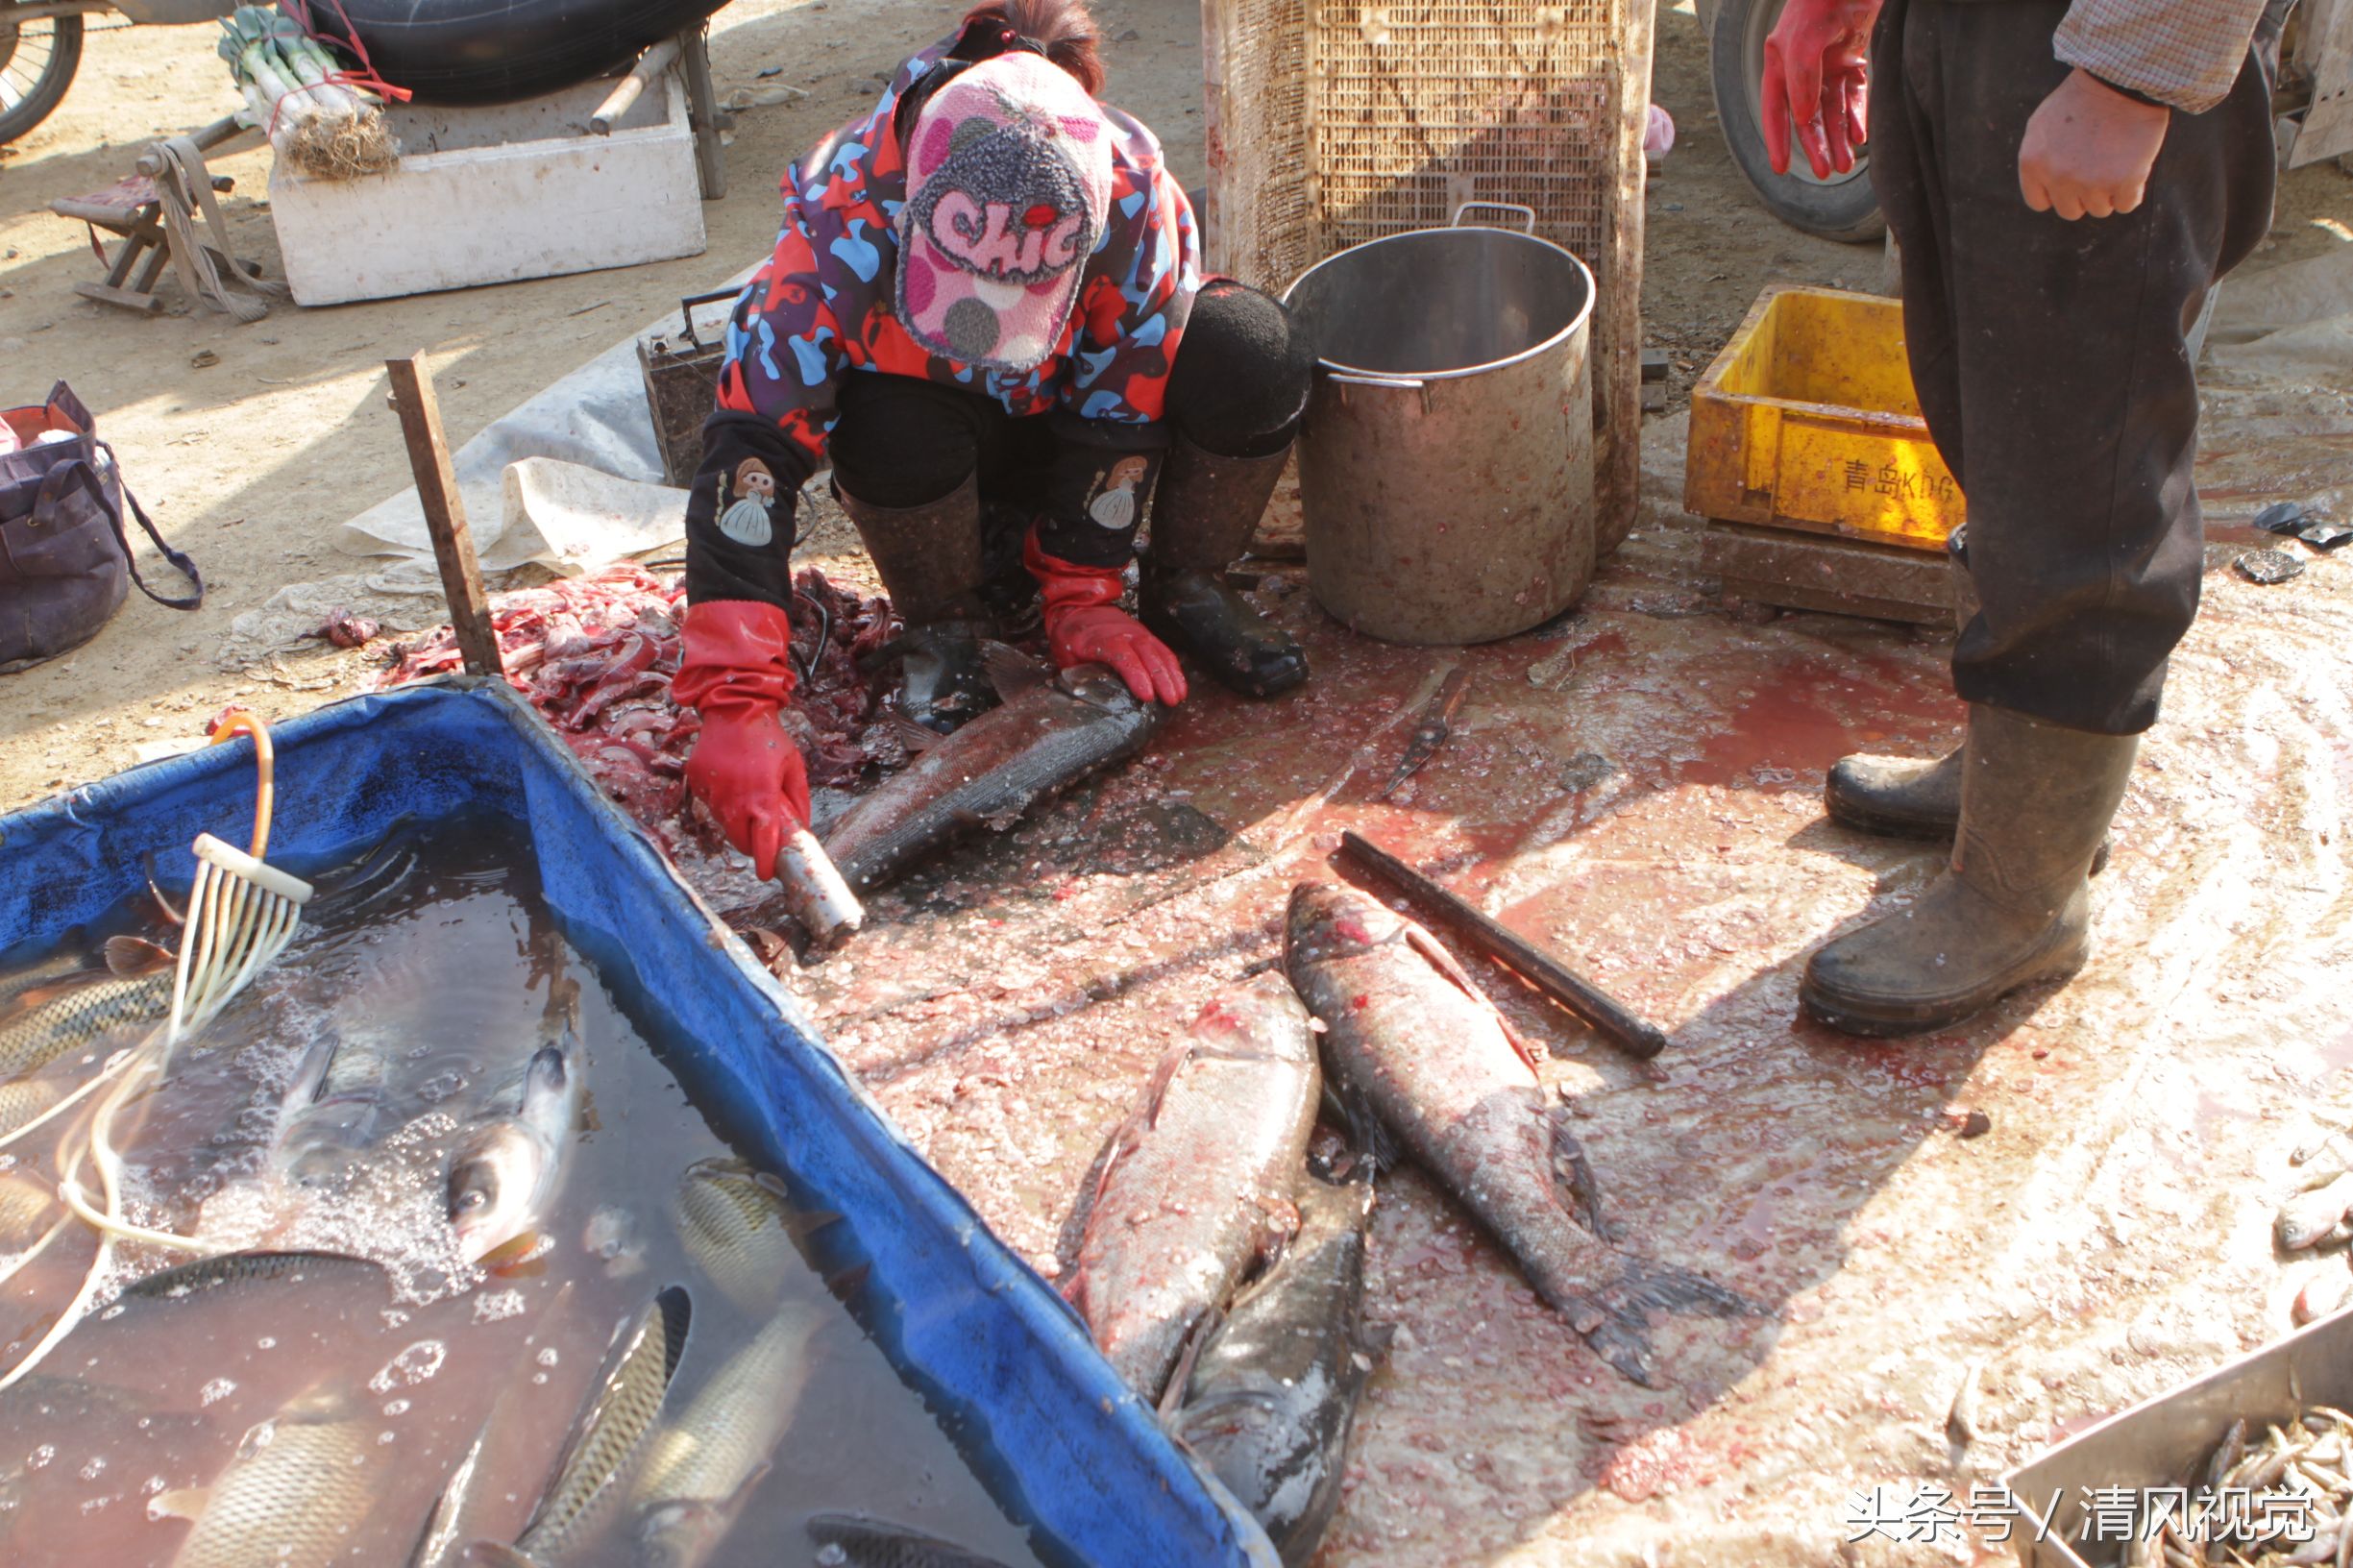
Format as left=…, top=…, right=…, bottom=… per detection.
left=672, top=1159, right=796, bottom=1318
left=167, top=1395, right=380, bottom=1568
left=823, top=662, right=1161, bottom=892
left=1284, top=882, right=1756, bottom=1389
left=0, top=970, right=171, bottom=1079
left=1066, top=970, right=1319, bottom=1402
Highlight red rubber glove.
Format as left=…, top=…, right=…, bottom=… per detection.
left=672, top=600, right=810, bottom=879
left=1762, top=0, right=1880, bottom=180
left=1024, top=531, right=1188, bottom=707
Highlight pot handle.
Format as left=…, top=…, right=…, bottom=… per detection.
left=1452, top=200, right=1537, bottom=233
left=1326, top=369, right=1432, bottom=416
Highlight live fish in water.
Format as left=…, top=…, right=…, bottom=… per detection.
left=272, top=1031, right=391, bottom=1187
left=806, top=1515, right=1022, bottom=1568
left=152, top=1387, right=386, bottom=1568
left=822, top=652, right=1163, bottom=893
left=627, top=1300, right=827, bottom=1568
left=475, top=1286, right=693, bottom=1568
left=1170, top=1167, right=1387, bottom=1566
left=448, top=1039, right=584, bottom=1265
left=1066, top=971, right=1320, bottom=1402
left=123, top=1248, right=390, bottom=1304
left=1284, top=882, right=1757, bottom=1387
left=672, top=1158, right=800, bottom=1316
left=0, top=935, right=174, bottom=1078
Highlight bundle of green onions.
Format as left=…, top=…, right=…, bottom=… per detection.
left=218, top=5, right=396, bottom=179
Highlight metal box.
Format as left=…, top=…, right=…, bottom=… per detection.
left=1686, top=284, right=1964, bottom=552
left=2002, top=1309, right=2353, bottom=1567
left=268, top=70, right=706, bottom=306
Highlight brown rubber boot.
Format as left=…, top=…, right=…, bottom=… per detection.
left=1826, top=745, right=2111, bottom=874
left=1801, top=705, right=2138, bottom=1037
left=836, top=474, right=996, bottom=732
left=1139, top=429, right=1307, bottom=698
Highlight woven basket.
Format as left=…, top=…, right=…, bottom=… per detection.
left=1201, top=0, right=1654, bottom=554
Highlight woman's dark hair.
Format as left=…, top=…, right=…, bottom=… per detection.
left=958, top=0, right=1104, bottom=94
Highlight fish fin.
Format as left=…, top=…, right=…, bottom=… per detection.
left=142, top=850, right=187, bottom=926
left=523, top=1043, right=570, bottom=1100
left=1399, top=923, right=1542, bottom=1068
left=474, top=1231, right=543, bottom=1272
left=1139, top=1038, right=1195, bottom=1132
left=889, top=713, right=944, bottom=754
left=784, top=1208, right=844, bottom=1244
left=463, top=1546, right=544, bottom=1568
left=1547, top=1102, right=1619, bottom=1242
left=104, top=934, right=176, bottom=977
left=723, top=1459, right=772, bottom=1509
left=149, top=1485, right=210, bottom=1522
left=1160, top=1305, right=1226, bottom=1417
left=981, top=640, right=1049, bottom=699
left=1574, top=1296, right=1662, bottom=1389
left=1605, top=1257, right=1763, bottom=1323
left=1321, top=1085, right=1402, bottom=1180
left=823, top=1261, right=872, bottom=1302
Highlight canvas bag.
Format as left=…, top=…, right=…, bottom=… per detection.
left=0, top=381, right=202, bottom=674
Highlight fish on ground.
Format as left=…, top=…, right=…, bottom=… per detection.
left=1066, top=970, right=1320, bottom=1403
left=153, top=1387, right=386, bottom=1568
left=473, top=1285, right=693, bottom=1568
left=821, top=652, right=1163, bottom=893
left=2276, top=1171, right=2353, bottom=1252
left=0, top=935, right=175, bottom=1080
left=448, top=1037, right=584, bottom=1266
left=1169, top=1166, right=1387, bottom=1567
left=805, top=1514, right=1022, bottom=1568
left=1283, top=882, right=1757, bottom=1388
left=625, top=1299, right=828, bottom=1568
left=671, top=1158, right=801, bottom=1317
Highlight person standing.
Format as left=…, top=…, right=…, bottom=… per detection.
left=1761, top=0, right=2287, bottom=1032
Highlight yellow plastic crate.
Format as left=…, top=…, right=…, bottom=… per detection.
left=1684, top=285, right=1962, bottom=551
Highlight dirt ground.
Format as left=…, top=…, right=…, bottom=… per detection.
left=9, top=9, right=2353, bottom=1568
left=9, top=1, right=2346, bottom=810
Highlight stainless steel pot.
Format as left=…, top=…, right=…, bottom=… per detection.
left=1282, top=203, right=1598, bottom=646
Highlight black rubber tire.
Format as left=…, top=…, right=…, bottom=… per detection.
left=1707, top=0, right=1885, bottom=243
left=325, top=0, right=728, bottom=107
left=0, top=12, right=83, bottom=147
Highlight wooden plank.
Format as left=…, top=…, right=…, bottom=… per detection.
left=2293, top=0, right=2353, bottom=166
left=73, top=281, right=164, bottom=314
left=383, top=356, right=504, bottom=679
left=678, top=25, right=728, bottom=201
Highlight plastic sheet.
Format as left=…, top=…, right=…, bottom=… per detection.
left=0, top=681, right=1279, bottom=1568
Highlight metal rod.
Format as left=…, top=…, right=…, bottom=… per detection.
left=384, top=356, right=503, bottom=679
left=1336, top=830, right=1668, bottom=1060
left=591, top=37, right=682, bottom=135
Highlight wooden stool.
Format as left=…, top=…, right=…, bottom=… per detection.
left=51, top=115, right=257, bottom=315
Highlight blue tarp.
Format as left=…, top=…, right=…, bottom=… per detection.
left=0, top=679, right=1277, bottom=1568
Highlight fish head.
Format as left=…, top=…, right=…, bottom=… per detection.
left=447, top=1124, right=543, bottom=1264
left=1283, top=882, right=1395, bottom=968
left=629, top=1497, right=738, bottom=1568
left=1055, top=662, right=1149, bottom=714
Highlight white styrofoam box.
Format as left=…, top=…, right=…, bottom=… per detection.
left=268, top=71, right=707, bottom=306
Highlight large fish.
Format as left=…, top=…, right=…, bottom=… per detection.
left=123, top=1248, right=389, bottom=1303
left=805, top=1515, right=1021, bottom=1568
left=822, top=654, right=1163, bottom=893
left=1283, top=882, right=1756, bottom=1387
left=671, top=1158, right=798, bottom=1317
left=154, top=1388, right=384, bottom=1568
left=273, top=1031, right=390, bottom=1186
left=1066, top=971, right=1320, bottom=1402
left=0, top=935, right=174, bottom=1079
left=475, top=1286, right=693, bottom=1568
left=1170, top=1169, right=1386, bottom=1567
left=448, top=1039, right=583, bottom=1265
left=625, top=1300, right=826, bottom=1568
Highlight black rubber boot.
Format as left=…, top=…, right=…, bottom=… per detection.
left=1801, top=705, right=2138, bottom=1038
left=1138, top=429, right=1307, bottom=698
left=836, top=474, right=996, bottom=733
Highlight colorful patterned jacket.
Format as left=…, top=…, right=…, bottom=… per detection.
left=714, top=36, right=1201, bottom=476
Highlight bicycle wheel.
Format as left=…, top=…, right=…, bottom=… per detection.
left=0, top=11, right=82, bottom=145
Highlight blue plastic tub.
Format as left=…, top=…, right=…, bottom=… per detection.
left=0, top=679, right=1277, bottom=1568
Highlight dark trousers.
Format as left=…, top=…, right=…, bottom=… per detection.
left=1869, top=0, right=2279, bottom=734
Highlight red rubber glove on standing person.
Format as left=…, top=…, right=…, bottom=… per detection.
left=673, top=600, right=811, bottom=880
left=1761, top=0, right=1880, bottom=179
left=1024, top=530, right=1188, bottom=707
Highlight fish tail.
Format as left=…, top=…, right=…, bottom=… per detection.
left=1578, top=1302, right=1663, bottom=1389
left=1570, top=1260, right=1763, bottom=1387
left=1612, top=1258, right=1762, bottom=1321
